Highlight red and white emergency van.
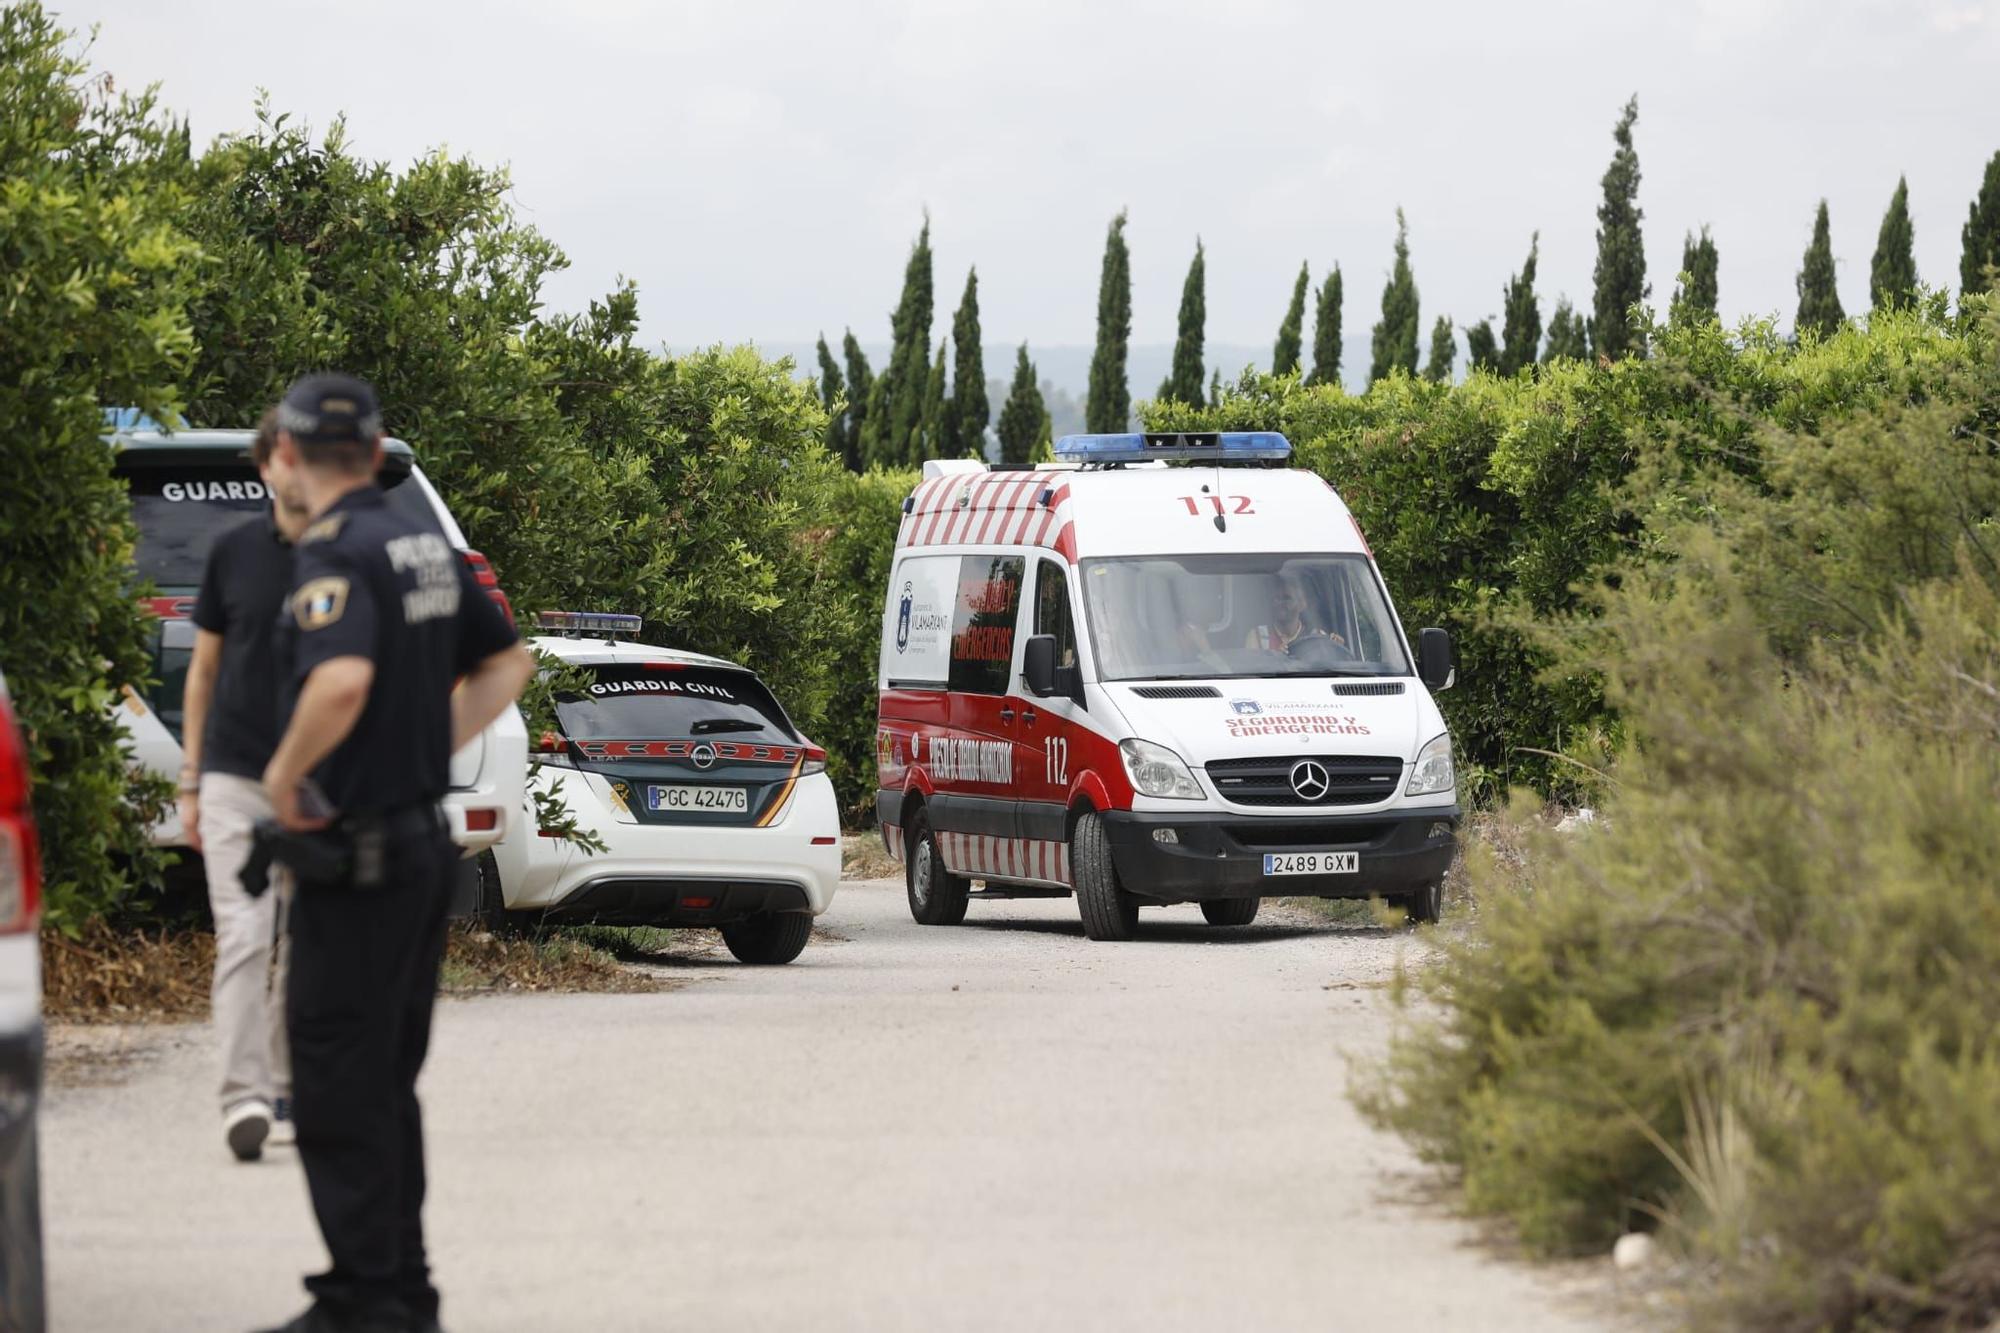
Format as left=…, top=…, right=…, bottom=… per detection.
left=874, top=431, right=1460, bottom=941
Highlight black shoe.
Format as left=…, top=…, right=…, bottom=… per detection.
left=252, top=1301, right=407, bottom=1333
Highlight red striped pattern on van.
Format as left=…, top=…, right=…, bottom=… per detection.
left=937, top=831, right=1073, bottom=887
left=899, top=472, right=1077, bottom=559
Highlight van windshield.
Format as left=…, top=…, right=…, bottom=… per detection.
left=1079, top=554, right=1411, bottom=680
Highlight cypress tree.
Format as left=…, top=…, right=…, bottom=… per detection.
left=1543, top=298, right=1590, bottom=362
left=914, top=337, right=945, bottom=458
left=864, top=375, right=892, bottom=465
left=1161, top=239, right=1207, bottom=407
left=814, top=334, right=850, bottom=468
left=1085, top=210, right=1133, bottom=431
left=997, top=344, right=1048, bottom=466
left=948, top=268, right=988, bottom=457
left=1591, top=95, right=1648, bottom=360
left=1369, top=209, right=1420, bottom=382
left=873, top=218, right=934, bottom=466
left=1273, top=261, right=1309, bottom=375
left=1961, top=151, right=2000, bottom=298
left=1209, top=368, right=1224, bottom=406
left=1669, top=228, right=1720, bottom=327
left=1466, top=320, right=1499, bottom=373
left=1796, top=199, right=1845, bottom=341
left=1497, top=234, right=1541, bottom=376
left=1307, top=265, right=1343, bottom=388
left=1423, top=316, right=1455, bottom=382
left=839, top=330, right=873, bottom=467
left=1871, top=177, right=1918, bottom=312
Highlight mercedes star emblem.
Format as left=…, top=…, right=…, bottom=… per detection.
left=1289, top=759, right=1331, bottom=801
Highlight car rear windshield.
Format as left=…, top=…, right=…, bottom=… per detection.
left=122, top=459, right=431, bottom=588
left=554, top=663, right=797, bottom=742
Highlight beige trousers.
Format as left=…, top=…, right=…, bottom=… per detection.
left=199, top=772, right=291, bottom=1113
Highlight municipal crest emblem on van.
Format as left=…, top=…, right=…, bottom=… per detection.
left=896, top=581, right=914, bottom=653
left=1230, top=699, right=1262, bottom=716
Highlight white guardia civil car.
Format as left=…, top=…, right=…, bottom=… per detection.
left=482, top=613, right=841, bottom=964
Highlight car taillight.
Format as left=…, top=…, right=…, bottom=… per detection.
left=801, top=743, right=827, bottom=777
left=461, top=549, right=515, bottom=627
left=0, top=696, right=42, bottom=936
left=533, top=730, right=577, bottom=769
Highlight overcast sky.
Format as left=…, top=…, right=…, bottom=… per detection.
left=73, top=0, right=2000, bottom=382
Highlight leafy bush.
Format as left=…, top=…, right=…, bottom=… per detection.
left=819, top=469, right=917, bottom=819
left=0, top=5, right=195, bottom=927
left=175, top=114, right=862, bottom=789
left=1357, top=310, right=2000, bottom=1330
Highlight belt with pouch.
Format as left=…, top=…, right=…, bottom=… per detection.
left=240, top=801, right=444, bottom=896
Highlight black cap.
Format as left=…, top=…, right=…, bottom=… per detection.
left=277, top=373, right=383, bottom=445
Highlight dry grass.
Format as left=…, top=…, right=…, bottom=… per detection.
left=42, top=921, right=215, bottom=1024
left=40, top=916, right=675, bottom=1023
left=437, top=924, right=667, bottom=994
left=842, top=831, right=900, bottom=881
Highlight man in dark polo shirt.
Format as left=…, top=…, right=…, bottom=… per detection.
left=180, top=410, right=311, bottom=1161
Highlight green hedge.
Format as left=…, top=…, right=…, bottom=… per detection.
left=1356, top=307, right=2000, bottom=1329
left=0, top=6, right=192, bottom=929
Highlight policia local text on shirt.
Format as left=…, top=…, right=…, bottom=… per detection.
left=254, top=374, right=534, bottom=1333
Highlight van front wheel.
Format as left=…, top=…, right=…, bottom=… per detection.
left=1072, top=813, right=1139, bottom=941
left=1403, top=879, right=1444, bottom=925
left=906, top=808, right=970, bottom=926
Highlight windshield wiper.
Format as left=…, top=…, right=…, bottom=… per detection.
left=1286, top=668, right=1390, bottom=678
left=689, top=717, right=766, bottom=735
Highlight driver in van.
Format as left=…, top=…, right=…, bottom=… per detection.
left=1246, top=572, right=1343, bottom=656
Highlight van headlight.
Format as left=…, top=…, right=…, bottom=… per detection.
left=1406, top=733, right=1455, bottom=797
left=1120, top=739, right=1204, bottom=800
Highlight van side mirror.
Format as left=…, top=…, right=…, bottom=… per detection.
left=1023, top=635, right=1058, bottom=697
left=1418, top=627, right=1455, bottom=692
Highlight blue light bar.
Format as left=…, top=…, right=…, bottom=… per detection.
left=535, top=611, right=643, bottom=637
left=1052, top=431, right=1292, bottom=463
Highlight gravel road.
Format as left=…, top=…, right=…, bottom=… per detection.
left=42, top=880, right=1610, bottom=1332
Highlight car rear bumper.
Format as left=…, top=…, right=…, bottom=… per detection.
left=0, top=1022, right=40, bottom=1131
left=532, top=877, right=813, bottom=927
left=441, top=705, right=527, bottom=855
left=497, top=772, right=842, bottom=917
left=1101, top=805, right=1459, bottom=903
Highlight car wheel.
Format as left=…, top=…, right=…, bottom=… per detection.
left=1072, top=812, right=1139, bottom=941
left=720, top=912, right=813, bottom=965
left=905, top=807, right=970, bottom=926
left=1200, top=898, right=1259, bottom=926
left=1403, top=879, right=1444, bottom=926
left=470, top=851, right=515, bottom=934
